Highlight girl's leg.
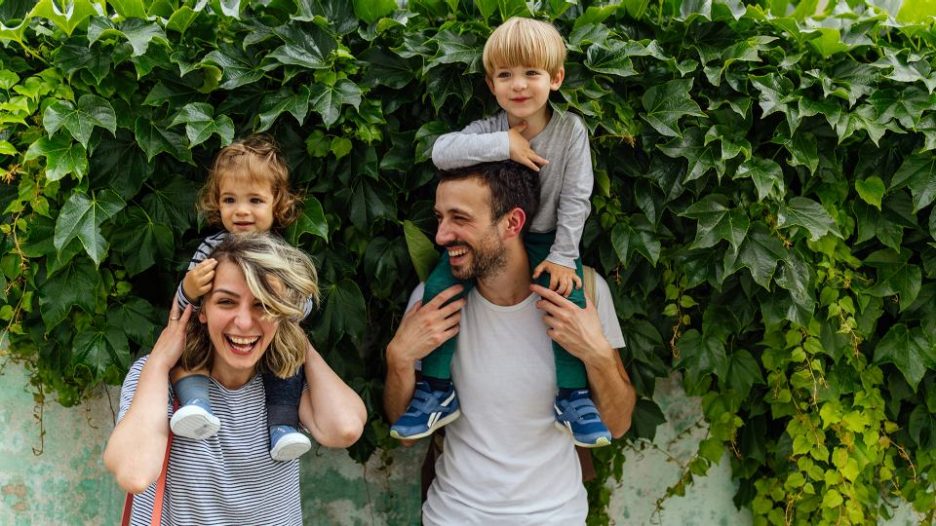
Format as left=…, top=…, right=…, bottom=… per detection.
left=170, top=367, right=221, bottom=440
left=263, top=367, right=311, bottom=461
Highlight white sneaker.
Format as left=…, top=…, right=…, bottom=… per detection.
left=270, top=426, right=312, bottom=461
left=170, top=404, right=221, bottom=440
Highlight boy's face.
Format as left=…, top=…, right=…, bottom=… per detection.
left=218, top=172, right=275, bottom=234
left=485, top=65, right=564, bottom=122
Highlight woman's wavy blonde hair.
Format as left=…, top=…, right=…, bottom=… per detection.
left=181, top=233, right=320, bottom=378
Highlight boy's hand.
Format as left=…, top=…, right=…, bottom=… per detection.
left=533, top=260, right=582, bottom=298
left=182, top=258, right=217, bottom=302
left=508, top=122, right=548, bottom=172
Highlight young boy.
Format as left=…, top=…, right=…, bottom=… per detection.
left=390, top=17, right=611, bottom=447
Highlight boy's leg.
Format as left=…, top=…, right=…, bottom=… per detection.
left=419, top=252, right=465, bottom=381
left=263, top=368, right=312, bottom=461
left=170, top=368, right=221, bottom=440
left=525, top=232, right=610, bottom=448
left=390, top=252, right=465, bottom=440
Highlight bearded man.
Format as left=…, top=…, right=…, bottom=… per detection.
left=384, top=161, right=636, bottom=525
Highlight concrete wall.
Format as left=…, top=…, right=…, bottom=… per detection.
left=2, top=357, right=902, bottom=526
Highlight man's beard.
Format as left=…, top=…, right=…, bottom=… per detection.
left=448, top=230, right=507, bottom=281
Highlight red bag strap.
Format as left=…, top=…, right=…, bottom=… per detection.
left=121, top=400, right=177, bottom=526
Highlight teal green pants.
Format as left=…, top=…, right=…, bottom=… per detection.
left=420, top=231, right=588, bottom=388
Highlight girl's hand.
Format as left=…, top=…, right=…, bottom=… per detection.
left=150, top=302, right=193, bottom=370
left=182, top=258, right=217, bottom=302
left=532, top=261, right=582, bottom=297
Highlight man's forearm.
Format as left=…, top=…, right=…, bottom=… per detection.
left=383, top=348, right=417, bottom=423
left=584, top=344, right=636, bottom=439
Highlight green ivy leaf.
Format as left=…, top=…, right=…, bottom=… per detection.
left=110, top=206, right=174, bottom=275
left=735, top=157, right=785, bottom=202
left=585, top=40, right=637, bottom=78
left=257, top=87, right=311, bottom=131
left=310, top=79, right=362, bottom=128
left=169, top=102, right=234, bottom=147
left=72, top=327, right=129, bottom=375
left=808, top=28, right=852, bottom=58
left=30, top=0, right=98, bottom=36
left=425, top=66, right=474, bottom=112
left=88, top=17, right=168, bottom=57
left=777, top=197, right=840, bottom=241
left=428, top=29, right=481, bottom=72
left=630, top=399, right=665, bottom=441
left=39, top=256, right=101, bottom=328
left=658, top=127, right=724, bottom=182
left=203, top=43, right=266, bottom=90
left=54, top=189, right=125, bottom=265
left=285, top=196, right=329, bottom=244
left=108, top=0, right=146, bottom=18
left=891, top=154, right=936, bottom=213
left=723, top=222, right=786, bottom=288
left=403, top=220, right=438, bottom=282
left=680, top=195, right=750, bottom=251
left=360, top=48, right=416, bottom=89
left=726, top=349, right=764, bottom=398
left=353, top=0, right=395, bottom=23
left=908, top=405, right=936, bottom=450
left=133, top=117, right=193, bottom=163
left=676, top=329, right=729, bottom=380
left=610, top=217, right=661, bottom=266
left=864, top=249, right=922, bottom=311
left=24, top=134, right=88, bottom=182
left=267, top=24, right=336, bottom=70
left=317, top=279, right=366, bottom=342
left=640, top=79, right=705, bottom=137
left=166, top=6, right=200, bottom=33
left=874, top=324, right=935, bottom=391
left=855, top=176, right=885, bottom=210
left=141, top=174, right=197, bottom=230
left=43, top=94, right=116, bottom=147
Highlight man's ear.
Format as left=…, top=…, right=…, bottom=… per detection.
left=503, top=207, right=527, bottom=239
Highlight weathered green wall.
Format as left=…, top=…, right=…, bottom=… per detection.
left=0, top=360, right=920, bottom=525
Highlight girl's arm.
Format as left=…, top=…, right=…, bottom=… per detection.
left=103, top=304, right=192, bottom=494
left=298, top=341, right=367, bottom=448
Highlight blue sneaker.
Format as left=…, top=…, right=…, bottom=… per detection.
left=390, top=380, right=460, bottom=440
left=170, top=399, right=221, bottom=440
left=269, top=425, right=312, bottom=461
left=554, top=389, right=612, bottom=448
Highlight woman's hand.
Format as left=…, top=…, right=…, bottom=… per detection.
left=150, top=302, right=193, bottom=371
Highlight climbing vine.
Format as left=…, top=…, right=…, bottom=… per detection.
left=1, top=0, right=935, bottom=523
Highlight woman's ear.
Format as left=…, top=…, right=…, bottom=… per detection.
left=198, top=310, right=207, bottom=324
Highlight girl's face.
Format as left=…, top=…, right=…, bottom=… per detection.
left=218, top=172, right=276, bottom=234
left=199, top=259, right=279, bottom=386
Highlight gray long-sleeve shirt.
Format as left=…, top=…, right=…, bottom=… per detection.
left=431, top=110, right=593, bottom=268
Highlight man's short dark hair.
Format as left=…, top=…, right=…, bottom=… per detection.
left=438, top=161, right=540, bottom=233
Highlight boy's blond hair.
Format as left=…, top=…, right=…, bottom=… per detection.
left=482, top=17, right=567, bottom=77
left=197, top=134, right=302, bottom=229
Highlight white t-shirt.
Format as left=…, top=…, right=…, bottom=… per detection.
left=417, top=276, right=626, bottom=526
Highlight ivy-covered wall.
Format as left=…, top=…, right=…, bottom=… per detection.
left=2, top=1, right=936, bottom=524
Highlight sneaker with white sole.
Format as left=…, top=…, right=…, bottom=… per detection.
left=269, top=425, right=312, bottom=461
left=170, top=401, right=221, bottom=440
left=554, top=389, right=612, bottom=448
left=390, top=380, right=460, bottom=440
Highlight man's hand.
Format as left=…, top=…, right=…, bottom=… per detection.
left=386, top=284, right=466, bottom=368
left=182, top=258, right=217, bottom=302
left=508, top=122, right=548, bottom=172
left=532, top=261, right=582, bottom=297
left=531, top=284, right=608, bottom=364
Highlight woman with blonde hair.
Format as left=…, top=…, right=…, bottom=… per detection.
left=104, top=233, right=366, bottom=525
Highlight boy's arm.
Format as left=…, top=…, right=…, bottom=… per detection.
left=547, top=118, right=594, bottom=269
left=431, top=115, right=510, bottom=170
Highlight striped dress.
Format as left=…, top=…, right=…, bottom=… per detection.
left=118, top=356, right=303, bottom=525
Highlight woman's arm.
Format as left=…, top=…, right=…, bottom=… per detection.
left=298, top=342, right=367, bottom=448
left=103, top=304, right=192, bottom=494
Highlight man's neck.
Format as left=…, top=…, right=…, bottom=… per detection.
left=475, top=242, right=532, bottom=306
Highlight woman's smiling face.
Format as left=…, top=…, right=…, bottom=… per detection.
left=198, top=259, right=279, bottom=385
